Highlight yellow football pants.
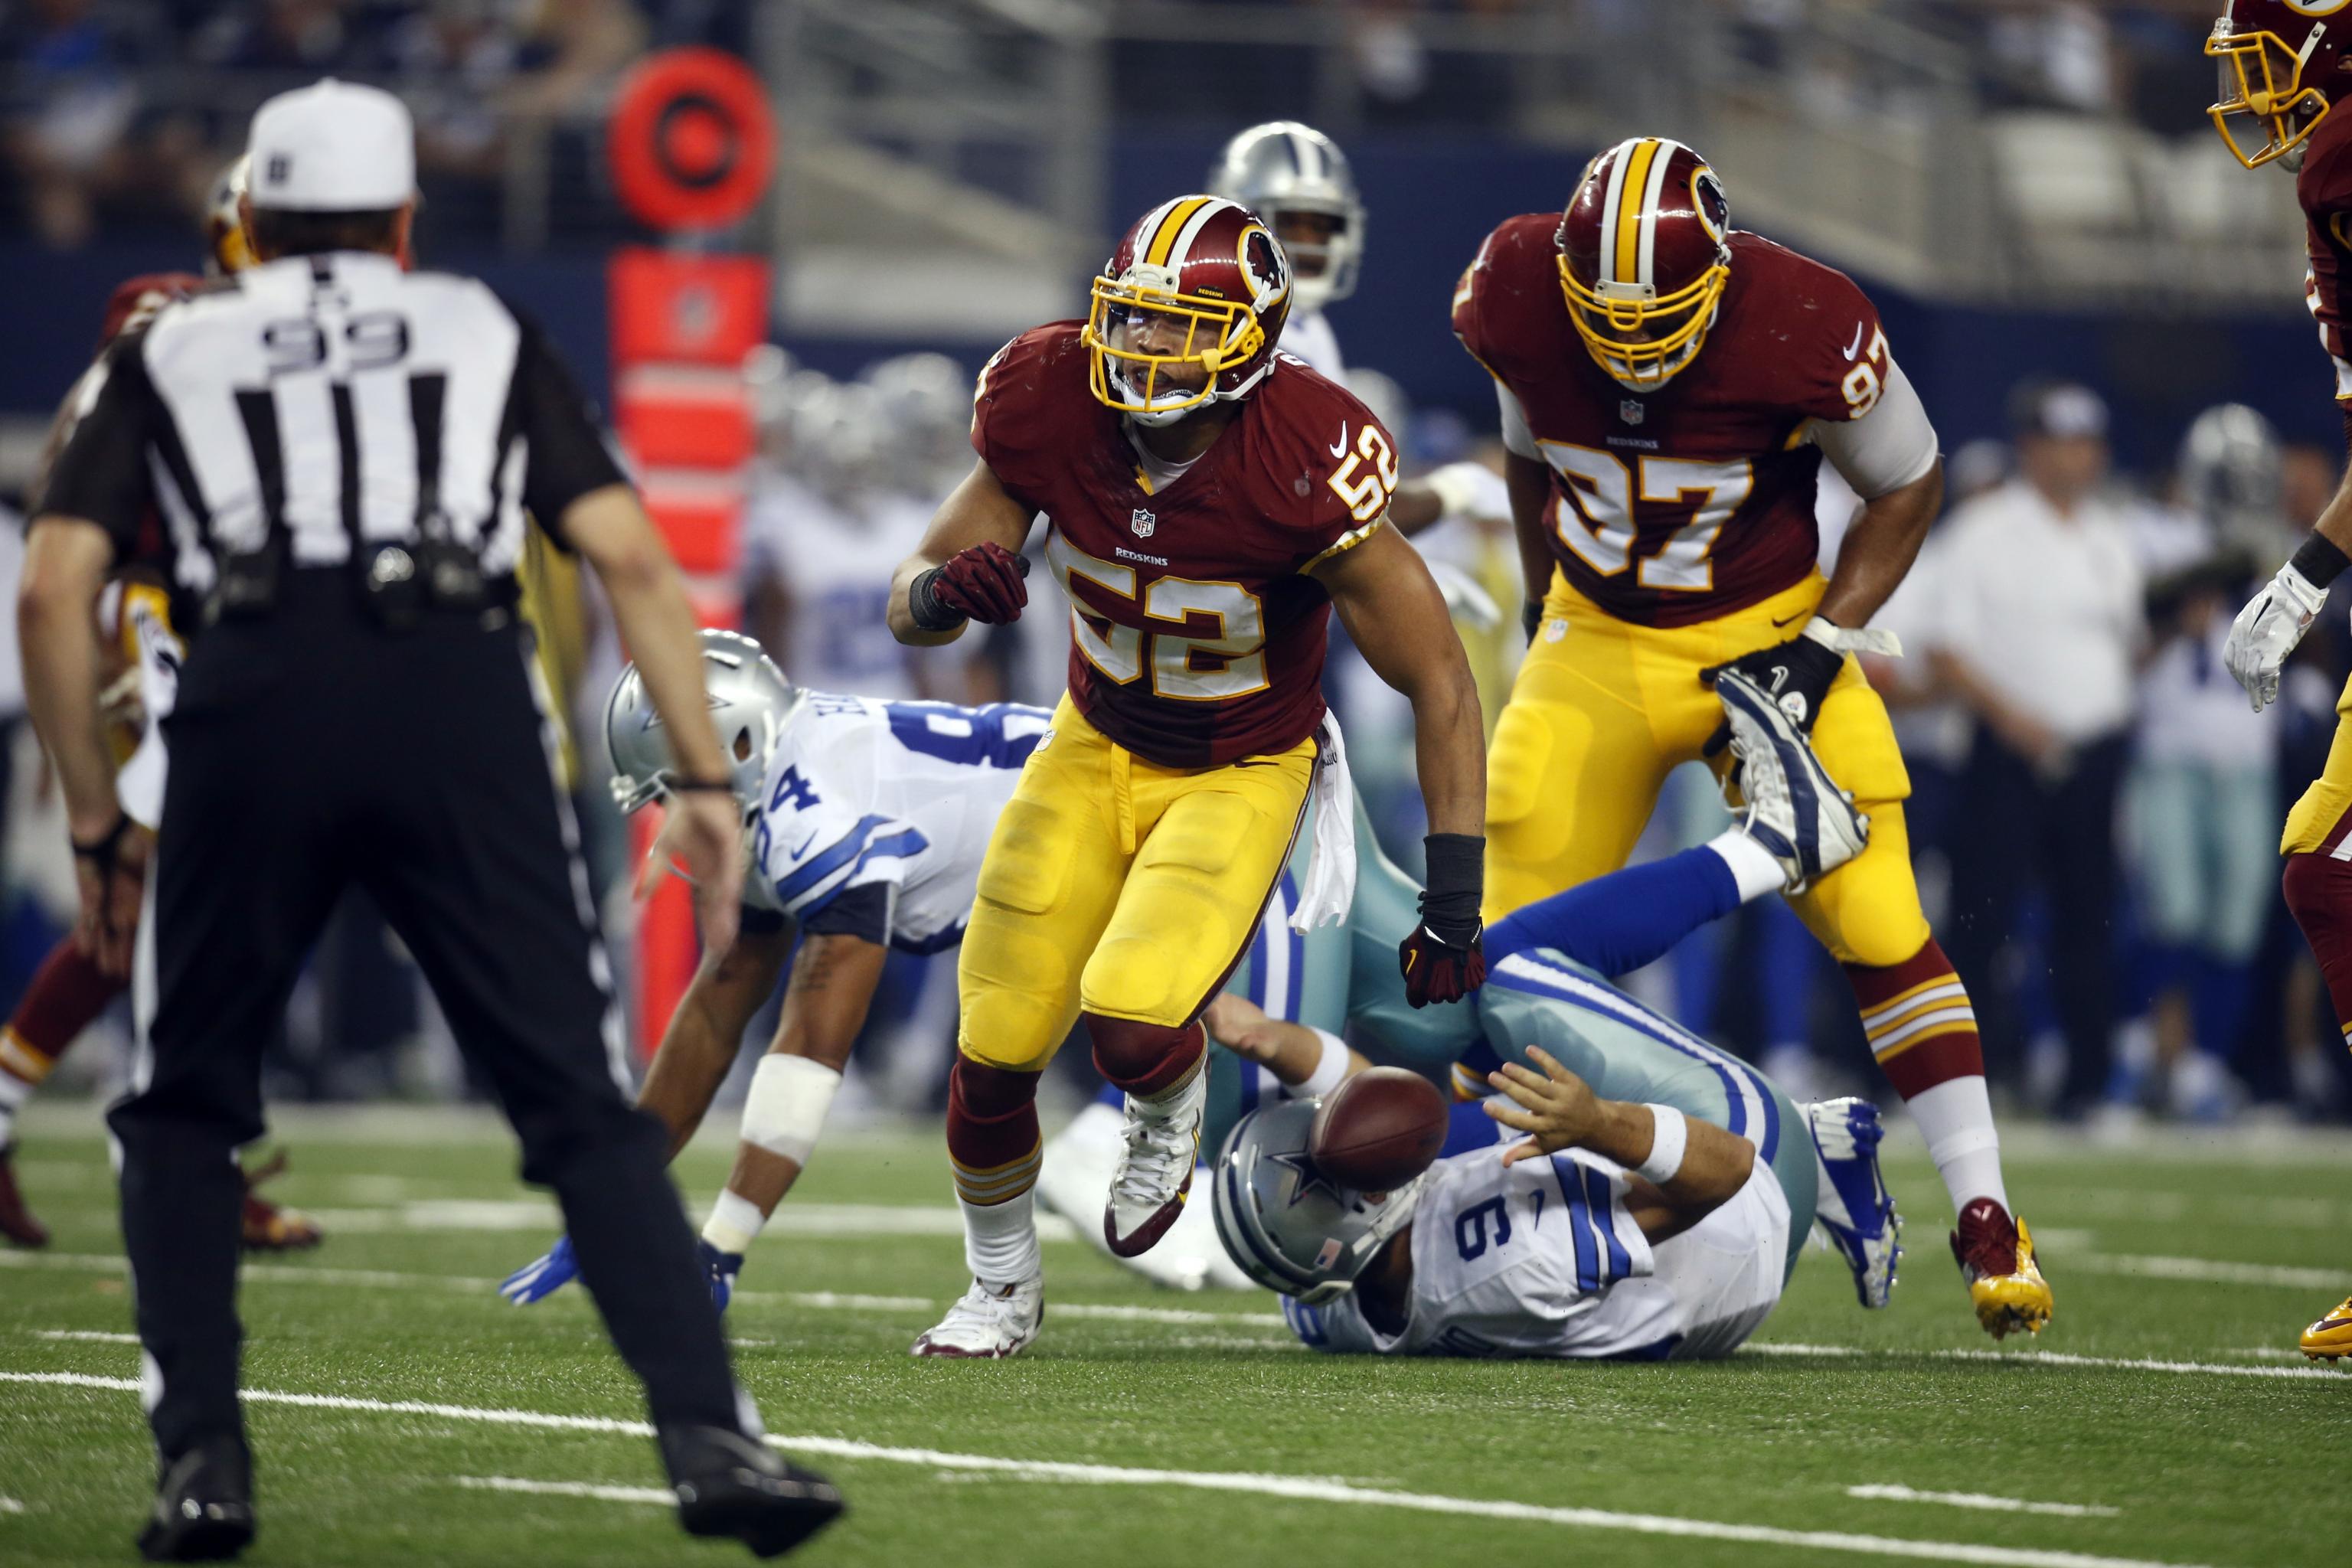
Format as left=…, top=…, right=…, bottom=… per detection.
left=2282, top=672, right=2352, bottom=855
left=956, top=695, right=1315, bottom=1071
left=1485, top=567, right=1931, bottom=968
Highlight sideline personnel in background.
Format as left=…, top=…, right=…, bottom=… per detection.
left=20, top=79, right=839, bottom=1562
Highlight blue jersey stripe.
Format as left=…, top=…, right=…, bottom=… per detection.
left=1585, top=1164, right=1632, bottom=1282
left=1494, top=957, right=1779, bottom=1165
left=774, top=813, right=892, bottom=904
left=850, top=828, right=929, bottom=876
left=1551, top=1155, right=1599, bottom=1293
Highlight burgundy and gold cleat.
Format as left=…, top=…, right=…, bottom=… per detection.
left=239, top=1148, right=322, bottom=1253
left=1949, top=1197, right=2053, bottom=1341
left=2300, top=1297, right=2352, bottom=1364
left=0, top=1142, right=51, bottom=1248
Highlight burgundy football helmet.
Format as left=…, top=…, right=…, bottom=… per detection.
left=1083, top=194, right=1294, bottom=426
left=2207, top=0, right=2352, bottom=169
left=1555, top=137, right=1731, bottom=391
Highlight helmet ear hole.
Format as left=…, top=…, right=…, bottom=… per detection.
left=732, top=726, right=754, bottom=764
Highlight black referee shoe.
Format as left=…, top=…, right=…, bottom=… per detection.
left=136, top=1437, right=255, bottom=1562
left=661, top=1423, right=844, bottom=1559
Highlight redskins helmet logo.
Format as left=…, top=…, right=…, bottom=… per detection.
left=2284, top=1, right=2352, bottom=15
left=1692, top=166, right=1730, bottom=246
left=1240, top=223, right=1290, bottom=312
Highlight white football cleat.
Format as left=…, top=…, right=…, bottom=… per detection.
left=1104, top=1068, right=1207, bottom=1258
left=1716, top=668, right=1868, bottom=891
left=1041, top=1103, right=1253, bottom=1290
left=1806, top=1096, right=1902, bottom=1310
left=910, top=1276, right=1044, bottom=1359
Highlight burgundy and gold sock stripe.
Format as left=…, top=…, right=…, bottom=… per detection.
left=951, top=1138, right=1043, bottom=1208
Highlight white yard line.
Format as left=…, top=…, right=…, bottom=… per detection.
left=1748, top=1344, right=2344, bottom=1383
left=2062, top=1256, right=2350, bottom=1292
left=0, top=1497, right=24, bottom=1514
left=34, top=1330, right=138, bottom=1344
left=1849, top=1485, right=2118, bottom=1519
left=456, top=1476, right=674, bottom=1506
left=0, top=1372, right=2211, bottom=1568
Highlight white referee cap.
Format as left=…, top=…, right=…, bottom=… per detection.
left=247, top=79, right=415, bottom=212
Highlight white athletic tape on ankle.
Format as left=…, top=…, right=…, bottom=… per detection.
left=702, top=1188, right=764, bottom=1256
left=1298, top=1028, right=1352, bottom=1099
left=1635, top=1105, right=1687, bottom=1185
left=740, top=1054, right=841, bottom=1166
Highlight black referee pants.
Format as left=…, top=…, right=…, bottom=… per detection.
left=108, top=573, right=743, bottom=1463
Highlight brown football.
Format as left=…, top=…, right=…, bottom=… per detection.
left=1307, top=1067, right=1449, bottom=1192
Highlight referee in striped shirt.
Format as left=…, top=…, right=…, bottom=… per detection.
left=19, top=80, right=838, bottom=1561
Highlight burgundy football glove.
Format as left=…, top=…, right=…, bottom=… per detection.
left=1400, top=832, right=1488, bottom=1008
left=911, top=541, right=1031, bottom=629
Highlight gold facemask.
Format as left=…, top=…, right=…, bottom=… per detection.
left=1557, top=253, right=1728, bottom=390
left=1082, top=275, right=1263, bottom=418
left=2207, top=18, right=2334, bottom=169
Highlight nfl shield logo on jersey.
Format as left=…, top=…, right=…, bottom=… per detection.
left=1619, top=398, right=1645, bottom=426
left=1131, top=508, right=1156, bottom=538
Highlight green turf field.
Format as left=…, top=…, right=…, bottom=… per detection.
left=2, top=1102, right=2345, bottom=1568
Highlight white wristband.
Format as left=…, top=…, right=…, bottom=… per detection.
left=1634, top=1104, right=1687, bottom=1185
left=1298, top=1027, right=1353, bottom=1099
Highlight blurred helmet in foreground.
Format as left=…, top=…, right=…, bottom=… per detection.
left=1210, top=1098, right=1426, bottom=1307
left=606, top=629, right=801, bottom=815
left=1208, top=121, right=1366, bottom=317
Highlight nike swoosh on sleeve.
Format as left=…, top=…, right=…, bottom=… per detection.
left=1841, top=323, right=1865, bottom=360
left=1328, top=424, right=1349, bottom=459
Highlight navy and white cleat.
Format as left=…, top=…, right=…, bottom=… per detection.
left=498, top=1233, right=578, bottom=1305
left=698, top=1238, right=745, bottom=1313
left=1715, top=668, right=1869, bottom=892
left=1806, top=1096, right=1902, bottom=1309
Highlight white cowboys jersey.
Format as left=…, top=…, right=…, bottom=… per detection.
left=742, top=480, right=934, bottom=701
left=1280, top=309, right=1345, bottom=381
left=1285, top=1142, right=1789, bottom=1361
left=742, top=693, right=1048, bottom=951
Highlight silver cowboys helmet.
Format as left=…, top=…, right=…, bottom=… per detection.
left=2178, top=401, right=2284, bottom=552
left=606, top=628, right=801, bottom=816
left=1210, top=1097, right=1426, bottom=1306
left=1207, top=120, right=1365, bottom=317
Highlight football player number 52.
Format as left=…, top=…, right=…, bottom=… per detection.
left=1046, top=532, right=1269, bottom=701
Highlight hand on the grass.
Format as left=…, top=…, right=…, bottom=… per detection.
left=638, top=792, right=745, bottom=957
left=1483, top=1045, right=1602, bottom=1166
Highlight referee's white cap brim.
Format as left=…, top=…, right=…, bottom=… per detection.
left=247, top=78, right=416, bottom=213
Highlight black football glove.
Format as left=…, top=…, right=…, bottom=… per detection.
left=1400, top=833, right=1487, bottom=1008
left=1700, top=619, right=1845, bottom=754
left=910, top=541, right=1031, bottom=629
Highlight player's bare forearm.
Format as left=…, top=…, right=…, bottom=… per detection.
left=889, top=459, right=1034, bottom=646
left=637, top=923, right=791, bottom=1159
left=1504, top=449, right=1555, bottom=611
left=1486, top=1047, right=1753, bottom=1223
left=769, top=931, right=890, bottom=1074
left=565, top=485, right=728, bottom=784
left=1815, top=460, right=1942, bottom=630
left=1315, top=524, right=1485, bottom=836
left=1385, top=479, right=1444, bottom=537
left=1203, top=992, right=1368, bottom=1087
left=19, top=517, right=119, bottom=838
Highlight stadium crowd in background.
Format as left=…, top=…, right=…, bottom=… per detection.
left=2, top=2, right=2350, bottom=1145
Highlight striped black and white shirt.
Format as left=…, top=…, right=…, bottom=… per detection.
left=42, top=250, right=622, bottom=596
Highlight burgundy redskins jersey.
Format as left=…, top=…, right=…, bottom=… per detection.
left=972, top=321, right=1396, bottom=768
left=1455, top=217, right=1892, bottom=629
left=2297, top=105, right=2352, bottom=387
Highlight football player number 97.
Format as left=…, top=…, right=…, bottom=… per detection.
left=1046, top=532, right=1269, bottom=701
